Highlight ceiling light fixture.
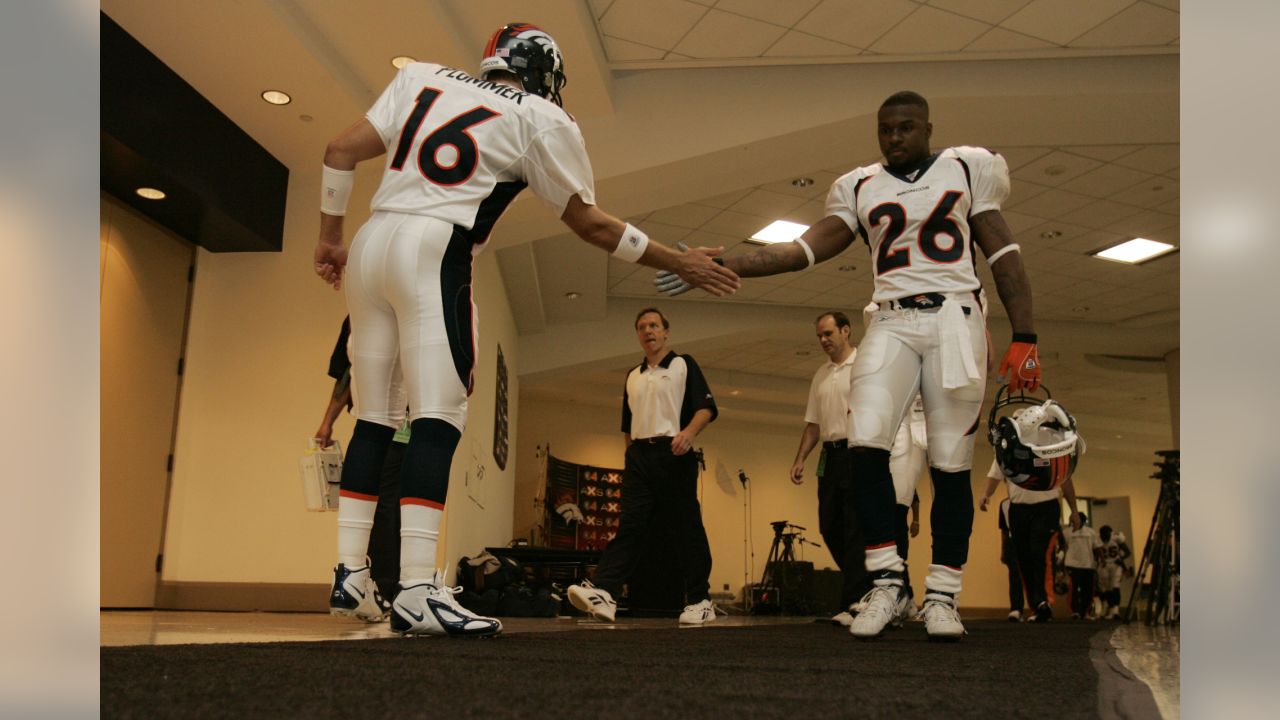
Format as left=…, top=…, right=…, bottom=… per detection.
left=564, top=291, right=581, bottom=300
left=299, top=114, right=313, bottom=122
left=749, top=220, right=809, bottom=244
left=1092, top=238, right=1177, bottom=264
left=791, top=177, right=814, bottom=188
left=135, top=187, right=165, bottom=200
left=837, top=264, right=856, bottom=272
left=795, top=350, right=811, bottom=357
left=391, top=55, right=416, bottom=69
left=1044, top=165, right=1066, bottom=177
left=1040, top=229, right=1062, bottom=239
left=261, top=90, right=292, bottom=105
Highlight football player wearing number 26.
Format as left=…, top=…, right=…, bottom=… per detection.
left=312, top=23, right=741, bottom=638
left=657, top=91, right=1041, bottom=642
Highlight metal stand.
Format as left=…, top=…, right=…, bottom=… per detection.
left=755, top=521, right=820, bottom=614
left=1124, top=450, right=1179, bottom=625
left=739, top=470, right=753, bottom=612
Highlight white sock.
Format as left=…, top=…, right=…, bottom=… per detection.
left=925, top=564, right=964, bottom=595
left=400, top=500, right=444, bottom=585
left=865, top=543, right=906, bottom=575
left=336, top=492, right=377, bottom=568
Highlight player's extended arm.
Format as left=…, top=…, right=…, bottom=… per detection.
left=655, top=215, right=856, bottom=296
left=560, top=195, right=740, bottom=297
left=971, top=210, right=1040, bottom=390
left=315, top=119, right=388, bottom=290
left=789, top=423, right=821, bottom=485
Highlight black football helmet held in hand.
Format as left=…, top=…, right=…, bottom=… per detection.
left=479, top=23, right=567, bottom=106
left=987, top=385, right=1085, bottom=491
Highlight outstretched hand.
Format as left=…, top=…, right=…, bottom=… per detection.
left=314, top=242, right=348, bottom=290
left=655, top=242, right=739, bottom=297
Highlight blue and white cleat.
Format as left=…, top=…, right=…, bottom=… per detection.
left=329, top=563, right=388, bottom=623
left=390, top=573, right=502, bottom=637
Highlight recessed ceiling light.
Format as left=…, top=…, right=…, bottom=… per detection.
left=1044, top=165, right=1067, bottom=177
left=1071, top=305, right=1090, bottom=315
left=1091, top=238, right=1177, bottom=264
left=749, top=220, right=809, bottom=244
left=795, top=350, right=811, bottom=356
left=261, top=90, right=292, bottom=105
left=1151, top=185, right=1164, bottom=192
left=791, top=177, right=814, bottom=188
left=391, top=55, right=416, bottom=69
left=299, top=114, right=313, bottom=122
left=838, top=264, right=856, bottom=272
left=1040, top=230, right=1062, bottom=239
left=730, top=389, right=741, bottom=396
left=564, top=291, right=581, bottom=300
left=135, top=187, right=166, bottom=200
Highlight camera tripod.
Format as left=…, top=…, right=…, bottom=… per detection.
left=756, top=520, right=820, bottom=613
left=1125, top=450, right=1179, bottom=625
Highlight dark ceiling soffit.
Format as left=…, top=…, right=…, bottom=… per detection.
left=101, top=12, right=288, bottom=252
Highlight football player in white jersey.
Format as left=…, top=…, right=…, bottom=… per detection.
left=659, top=91, right=1039, bottom=641
left=312, top=23, right=740, bottom=637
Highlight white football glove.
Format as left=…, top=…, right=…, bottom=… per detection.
left=653, top=242, right=695, bottom=296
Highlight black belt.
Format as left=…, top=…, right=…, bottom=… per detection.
left=634, top=436, right=672, bottom=445
left=823, top=439, right=849, bottom=450
left=882, top=292, right=971, bottom=315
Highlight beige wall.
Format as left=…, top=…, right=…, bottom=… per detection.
left=515, top=391, right=1161, bottom=609
left=160, top=165, right=520, bottom=586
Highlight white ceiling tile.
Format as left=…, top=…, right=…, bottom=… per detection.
left=588, top=0, right=617, bottom=19
left=1070, top=2, right=1179, bottom=47
left=1060, top=144, right=1142, bottom=162
left=1005, top=179, right=1053, bottom=208
left=599, top=0, right=709, bottom=51
left=963, top=26, right=1055, bottom=51
left=788, top=200, right=829, bottom=225
left=1058, top=163, right=1152, bottom=198
left=1154, top=199, right=1179, bottom=215
left=1146, top=0, right=1178, bottom=10
left=1000, top=0, right=1135, bottom=46
left=794, top=0, right=920, bottom=49
left=870, top=5, right=990, bottom=53
left=702, top=209, right=775, bottom=237
left=645, top=203, right=723, bottom=229
left=1112, top=144, right=1179, bottom=174
left=996, top=146, right=1054, bottom=170
left=1058, top=198, right=1144, bottom=228
left=665, top=51, right=695, bottom=59
left=714, top=0, right=825, bottom=27
left=927, top=0, right=1033, bottom=24
left=674, top=8, right=789, bottom=58
left=1001, top=210, right=1050, bottom=233
left=1048, top=229, right=1126, bottom=254
left=1012, top=149, right=1105, bottom=187
left=757, top=171, right=840, bottom=199
left=1103, top=209, right=1177, bottom=237
left=1162, top=167, right=1179, bottom=181
left=1110, top=178, right=1178, bottom=209
left=1008, top=188, right=1096, bottom=218
left=764, top=30, right=863, bottom=56
left=694, top=188, right=754, bottom=209
left=761, top=286, right=823, bottom=304
left=728, top=188, right=809, bottom=218
left=601, top=35, right=667, bottom=61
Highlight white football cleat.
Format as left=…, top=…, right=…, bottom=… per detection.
left=568, top=581, right=617, bottom=622
left=390, top=574, right=502, bottom=637
left=678, top=599, right=717, bottom=625
left=328, top=563, right=387, bottom=623
left=849, top=581, right=904, bottom=639
left=921, top=593, right=966, bottom=642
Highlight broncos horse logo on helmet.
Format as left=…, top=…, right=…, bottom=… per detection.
left=987, top=384, right=1085, bottom=491
left=479, top=23, right=568, bottom=106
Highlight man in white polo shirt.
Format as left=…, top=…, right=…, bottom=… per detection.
left=569, top=308, right=720, bottom=625
left=789, top=311, right=867, bottom=626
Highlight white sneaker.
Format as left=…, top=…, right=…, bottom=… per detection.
left=1106, top=606, right=1120, bottom=620
left=390, top=574, right=502, bottom=637
left=849, top=581, right=903, bottom=639
left=568, top=580, right=617, bottom=622
left=831, top=611, right=854, bottom=627
left=328, top=563, right=387, bottom=622
left=679, top=599, right=717, bottom=625
left=921, top=593, right=965, bottom=642
left=1007, top=609, right=1022, bottom=622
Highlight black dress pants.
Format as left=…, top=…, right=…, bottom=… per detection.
left=817, top=446, right=867, bottom=607
left=1068, top=567, right=1096, bottom=617
left=593, top=440, right=712, bottom=604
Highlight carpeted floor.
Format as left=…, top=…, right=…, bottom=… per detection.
left=101, top=621, right=1131, bottom=719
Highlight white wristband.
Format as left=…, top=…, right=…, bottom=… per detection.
left=986, top=243, right=1020, bottom=266
left=795, top=237, right=816, bottom=268
left=321, top=165, right=354, bottom=216
left=613, top=223, right=649, bottom=263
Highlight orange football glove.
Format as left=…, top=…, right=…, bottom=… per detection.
left=999, top=334, right=1041, bottom=391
